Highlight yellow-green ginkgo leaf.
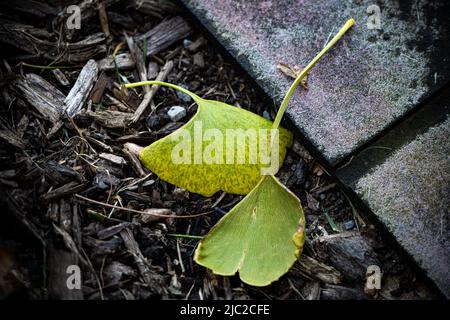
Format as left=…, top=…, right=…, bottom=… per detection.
left=125, top=19, right=355, bottom=286
left=193, top=18, right=355, bottom=286
left=125, top=81, right=293, bottom=197
left=194, top=175, right=305, bottom=286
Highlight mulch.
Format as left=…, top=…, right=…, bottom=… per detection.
left=0, top=0, right=438, bottom=300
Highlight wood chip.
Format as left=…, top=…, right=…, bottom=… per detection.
left=99, top=153, right=127, bottom=166
left=90, top=72, right=110, bottom=104
left=59, top=198, right=73, bottom=234
left=131, top=0, right=180, bottom=19
left=0, top=129, right=25, bottom=149
left=16, top=115, right=29, bottom=138
left=321, top=284, right=366, bottom=300
left=193, top=52, right=205, bottom=68
left=87, top=110, right=133, bottom=128
left=0, top=170, right=16, bottom=179
left=147, top=61, right=160, bottom=79
left=98, top=53, right=136, bottom=71
left=136, top=16, right=192, bottom=56
left=187, top=37, right=207, bottom=52
left=306, top=192, right=320, bottom=211
left=0, top=19, right=106, bottom=62
left=97, top=0, right=111, bottom=38
left=52, top=224, right=88, bottom=267
left=123, top=144, right=147, bottom=177
left=324, top=235, right=380, bottom=281
left=97, top=222, right=133, bottom=240
left=297, top=255, right=342, bottom=284
left=139, top=208, right=174, bottom=224
left=120, top=228, right=162, bottom=290
left=85, top=135, right=113, bottom=153
left=52, top=69, right=70, bottom=86
left=64, top=59, right=99, bottom=118
left=125, top=33, right=149, bottom=93
left=15, top=73, right=65, bottom=122
left=41, top=181, right=86, bottom=202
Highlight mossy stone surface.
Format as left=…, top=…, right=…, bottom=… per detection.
left=355, top=118, right=450, bottom=297
left=181, top=0, right=450, bottom=164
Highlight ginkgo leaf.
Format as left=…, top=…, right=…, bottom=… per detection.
left=194, top=175, right=305, bottom=286
left=126, top=18, right=355, bottom=286
left=194, top=18, right=355, bottom=285
left=126, top=81, right=293, bottom=197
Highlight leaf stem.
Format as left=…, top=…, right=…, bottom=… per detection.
left=124, top=80, right=202, bottom=101
left=272, top=18, right=355, bottom=130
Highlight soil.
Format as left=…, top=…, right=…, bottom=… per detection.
left=0, top=0, right=440, bottom=300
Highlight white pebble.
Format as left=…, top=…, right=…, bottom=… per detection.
left=167, top=106, right=187, bottom=122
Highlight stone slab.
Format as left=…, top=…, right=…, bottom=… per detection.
left=336, top=88, right=450, bottom=297
left=356, top=120, right=450, bottom=297
left=181, top=0, right=450, bottom=164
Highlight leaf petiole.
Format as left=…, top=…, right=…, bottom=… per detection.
left=125, top=80, right=202, bottom=101
left=272, top=19, right=355, bottom=130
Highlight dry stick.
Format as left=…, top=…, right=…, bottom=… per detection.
left=130, top=60, right=174, bottom=124
left=52, top=224, right=88, bottom=267
left=122, top=147, right=147, bottom=177
left=120, top=228, right=154, bottom=286
left=97, top=1, right=111, bottom=39
left=124, top=33, right=148, bottom=93
left=74, top=194, right=212, bottom=218
left=131, top=60, right=173, bottom=124
left=85, top=135, right=113, bottom=153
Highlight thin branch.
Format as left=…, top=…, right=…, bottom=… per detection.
left=74, top=194, right=212, bottom=219
left=129, top=61, right=174, bottom=124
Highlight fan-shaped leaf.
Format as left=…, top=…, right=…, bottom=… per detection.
left=126, top=18, right=355, bottom=286
left=194, top=175, right=305, bottom=286
left=128, top=82, right=293, bottom=197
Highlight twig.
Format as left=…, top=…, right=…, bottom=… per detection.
left=122, top=144, right=147, bottom=177
left=117, top=172, right=152, bottom=193
left=85, top=135, right=113, bottom=153
left=74, top=194, right=212, bottom=218
left=184, top=282, right=195, bottom=300
left=167, top=233, right=203, bottom=240
left=120, top=228, right=155, bottom=287
left=80, top=247, right=104, bottom=300
left=176, top=239, right=185, bottom=273
left=97, top=1, right=111, bottom=39
left=211, top=191, right=226, bottom=208
left=129, top=60, right=174, bottom=124
left=125, top=33, right=148, bottom=92
left=287, top=278, right=305, bottom=300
